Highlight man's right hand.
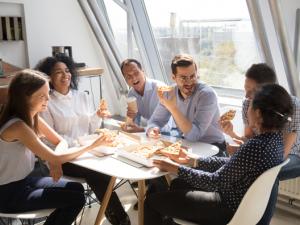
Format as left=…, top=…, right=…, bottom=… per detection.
left=147, top=127, right=161, bottom=139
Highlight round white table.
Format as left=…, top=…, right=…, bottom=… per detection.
left=71, top=134, right=218, bottom=225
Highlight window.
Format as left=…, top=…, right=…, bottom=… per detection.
left=103, top=0, right=143, bottom=62
left=144, top=0, right=261, bottom=90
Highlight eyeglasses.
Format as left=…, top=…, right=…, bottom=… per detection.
left=176, top=74, right=198, bottom=83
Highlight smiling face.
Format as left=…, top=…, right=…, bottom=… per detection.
left=50, top=62, right=72, bottom=95
left=122, top=62, right=146, bottom=95
left=28, top=83, right=50, bottom=115
left=172, top=64, right=198, bottom=98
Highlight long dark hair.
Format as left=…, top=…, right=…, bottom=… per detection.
left=35, top=55, right=78, bottom=90
left=252, top=84, right=293, bottom=130
left=0, top=69, right=48, bottom=133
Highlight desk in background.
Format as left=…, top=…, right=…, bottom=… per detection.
left=78, top=67, right=104, bottom=98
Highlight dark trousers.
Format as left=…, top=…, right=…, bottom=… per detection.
left=62, top=163, right=128, bottom=224
left=0, top=176, right=85, bottom=225
left=258, top=154, right=300, bottom=225
left=144, top=178, right=234, bottom=225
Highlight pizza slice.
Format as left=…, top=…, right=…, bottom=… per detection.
left=157, top=141, right=182, bottom=156
left=133, top=146, right=159, bottom=158
left=220, top=109, right=236, bottom=121
left=99, top=99, right=108, bottom=110
left=157, top=86, right=173, bottom=92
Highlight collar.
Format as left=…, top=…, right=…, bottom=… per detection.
left=132, top=79, right=151, bottom=97
left=51, top=89, right=73, bottom=99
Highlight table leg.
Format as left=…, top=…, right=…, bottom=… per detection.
left=164, top=174, right=172, bottom=186
left=94, top=176, right=117, bottom=225
left=138, top=180, right=146, bottom=225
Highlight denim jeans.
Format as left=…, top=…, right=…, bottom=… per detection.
left=0, top=176, right=85, bottom=225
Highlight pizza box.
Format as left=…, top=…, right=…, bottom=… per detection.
left=116, top=139, right=190, bottom=167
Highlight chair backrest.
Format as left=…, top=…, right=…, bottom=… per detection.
left=173, top=159, right=289, bottom=225
left=0, top=208, right=55, bottom=220
left=227, top=159, right=289, bottom=225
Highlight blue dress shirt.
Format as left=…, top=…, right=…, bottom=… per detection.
left=147, top=82, right=224, bottom=144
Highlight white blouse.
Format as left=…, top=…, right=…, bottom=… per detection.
left=0, top=118, right=35, bottom=185
left=40, top=89, right=101, bottom=146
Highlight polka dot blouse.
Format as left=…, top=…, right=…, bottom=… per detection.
left=178, top=132, right=284, bottom=212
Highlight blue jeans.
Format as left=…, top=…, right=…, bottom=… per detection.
left=0, top=176, right=85, bottom=225
left=258, top=154, right=300, bottom=225
left=278, top=154, right=300, bottom=180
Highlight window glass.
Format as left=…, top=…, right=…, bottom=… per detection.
left=104, top=0, right=142, bottom=62
left=104, top=0, right=127, bottom=58
left=144, top=0, right=260, bottom=89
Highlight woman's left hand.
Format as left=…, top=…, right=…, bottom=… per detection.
left=152, top=158, right=180, bottom=174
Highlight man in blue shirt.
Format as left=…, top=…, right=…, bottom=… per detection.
left=146, top=54, right=226, bottom=155
left=121, top=59, right=171, bottom=133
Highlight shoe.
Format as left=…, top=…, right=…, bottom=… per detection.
left=119, top=214, right=131, bottom=225
left=105, top=210, right=131, bottom=225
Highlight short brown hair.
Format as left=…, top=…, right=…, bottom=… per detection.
left=171, top=54, right=197, bottom=74
left=120, top=59, right=142, bottom=75
left=245, top=63, right=277, bottom=84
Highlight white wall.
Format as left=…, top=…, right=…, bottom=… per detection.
left=0, top=0, right=121, bottom=115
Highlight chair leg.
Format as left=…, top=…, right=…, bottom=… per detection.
left=0, top=218, right=7, bottom=225
left=127, top=180, right=138, bottom=198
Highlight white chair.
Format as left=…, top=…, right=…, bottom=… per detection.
left=0, top=208, right=55, bottom=225
left=173, top=159, right=289, bottom=225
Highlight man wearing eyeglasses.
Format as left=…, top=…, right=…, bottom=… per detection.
left=146, top=54, right=226, bottom=155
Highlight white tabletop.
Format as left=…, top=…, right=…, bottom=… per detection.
left=71, top=133, right=218, bottom=180
left=136, top=133, right=219, bottom=158
left=72, top=153, right=166, bottom=180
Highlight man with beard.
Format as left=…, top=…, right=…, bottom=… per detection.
left=146, top=54, right=226, bottom=155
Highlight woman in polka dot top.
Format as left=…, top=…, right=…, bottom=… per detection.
left=144, top=84, right=293, bottom=225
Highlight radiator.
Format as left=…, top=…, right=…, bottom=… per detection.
left=279, top=177, right=300, bottom=200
